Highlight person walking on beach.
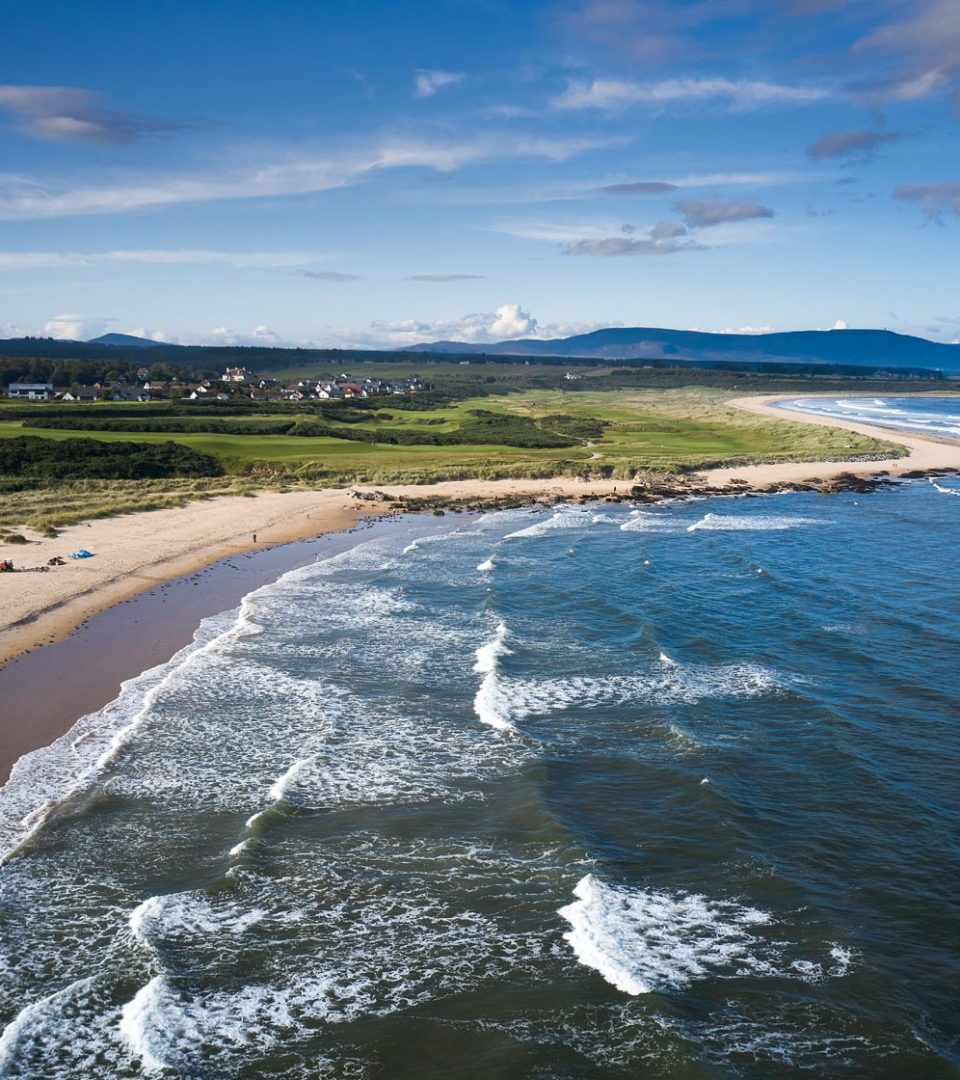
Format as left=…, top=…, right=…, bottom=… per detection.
left=252, top=533, right=257, bottom=543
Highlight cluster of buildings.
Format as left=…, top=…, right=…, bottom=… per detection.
left=7, top=368, right=428, bottom=404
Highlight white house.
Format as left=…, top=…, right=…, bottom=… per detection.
left=8, top=382, right=53, bottom=400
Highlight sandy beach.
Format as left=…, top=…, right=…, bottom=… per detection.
left=703, top=394, right=960, bottom=486
left=3, top=394, right=960, bottom=670
left=0, top=477, right=620, bottom=667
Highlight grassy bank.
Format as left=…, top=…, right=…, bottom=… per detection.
left=0, top=385, right=905, bottom=534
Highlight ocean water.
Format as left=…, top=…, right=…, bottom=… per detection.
left=778, top=395, right=960, bottom=439
left=1, top=480, right=960, bottom=1078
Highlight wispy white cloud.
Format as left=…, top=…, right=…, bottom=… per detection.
left=493, top=211, right=786, bottom=253
left=0, top=134, right=617, bottom=221
left=405, top=273, right=486, bottom=281
left=0, top=84, right=198, bottom=143
left=553, top=76, right=833, bottom=111
left=851, top=0, right=960, bottom=104
left=413, top=69, right=464, bottom=98
left=807, top=128, right=901, bottom=160
left=675, top=199, right=774, bottom=227
left=295, top=269, right=362, bottom=281
left=0, top=249, right=330, bottom=270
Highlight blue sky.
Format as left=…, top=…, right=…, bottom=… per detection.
left=0, top=0, right=958, bottom=347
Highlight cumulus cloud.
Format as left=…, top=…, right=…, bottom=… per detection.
left=0, top=321, right=25, bottom=338
left=366, top=304, right=613, bottom=346
left=807, top=128, right=901, bottom=160
left=600, top=180, right=678, bottom=194
left=296, top=269, right=362, bottom=281
left=0, top=134, right=616, bottom=221
left=0, top=249, right=330, bottom=270
left=414, top=69, right=464, bottom=98
left=893, top=179, right=960, bottom=220
left=553, top=77, right=831, bottom=111
left=487, top=303, right=536, bottom=338
left=0, top=84, right=196, bottom=144
left=42, top=313, right=114, bottom=339
left=405, top=273, right=486, bottom=281
left=832, top=319, right=849, bottom=329
left=183, top=325, right=289, bottom=347
left=675, top=199, right=774, bottom=227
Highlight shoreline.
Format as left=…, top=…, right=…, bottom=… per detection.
left=1, top=390, right=959, bottom=786
left=0, top=514, right=424, bottom=785
left=701, top=393, right=960, bottom=487
left=2, top=392, right=959, bottom=674
left=0, top=478, right=627, bottom=668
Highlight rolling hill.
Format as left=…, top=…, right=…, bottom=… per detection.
left=404, top=327, right=959, bottom=371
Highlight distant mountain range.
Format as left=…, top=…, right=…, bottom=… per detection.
left=87, top=333, right=171, bottom=348
left=404, top=327, right=959, bottom=371
left=0, top=326, right=954, bottom=374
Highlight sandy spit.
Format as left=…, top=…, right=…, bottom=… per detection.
left=700, top=394, right=960, bottom=487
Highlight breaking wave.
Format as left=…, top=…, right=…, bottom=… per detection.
left=687, top=512, right=827, bottom=532
left=559, top=875, right=851, bottom=996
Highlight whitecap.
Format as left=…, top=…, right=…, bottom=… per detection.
left=559, top=874, right=772, bottom=995
left=687, top=512, right=827, bottom=532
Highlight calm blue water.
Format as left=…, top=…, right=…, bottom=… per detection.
left=778, top=395, right=960, bottom=438
left=1, top=480, right=959, bottom=1078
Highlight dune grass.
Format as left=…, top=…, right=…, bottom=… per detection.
left=0, top=386, right=904, bottom=532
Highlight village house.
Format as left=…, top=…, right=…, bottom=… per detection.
left=60, top=385, right=98, bottom=402
left=222, top=366, right=254, bottom=383
left=249, top=386, right=282, bottom=402
left=186, top=389, right=230, bottom=402
left=7, top=382, right=53, bottom=400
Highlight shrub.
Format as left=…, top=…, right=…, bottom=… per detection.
left=0, top=437, right=224, bottom=479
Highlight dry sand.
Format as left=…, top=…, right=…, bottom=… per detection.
left=3, top=394, right=959, bottom=667
left=0, top=477, right=620, bottom=665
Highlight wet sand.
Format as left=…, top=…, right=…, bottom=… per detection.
left=0, top=515, right=404, bottom=784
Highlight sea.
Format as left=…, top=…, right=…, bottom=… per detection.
left=778, top=395, right=960, bottom=440
left=1, top=478, right=959, bottom=1078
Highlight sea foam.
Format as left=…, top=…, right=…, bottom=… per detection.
left=559, top=874, right=772, bottom=995
left=687, top=513, right=827, bottom=532
left=473, top=622, right=516, bottom=732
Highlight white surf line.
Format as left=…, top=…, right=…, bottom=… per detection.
left=472, top=621, right=516, bottom=733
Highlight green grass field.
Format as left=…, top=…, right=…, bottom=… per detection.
left=0, top=385, right=904, bottom=534
left=0, top=387, right=900, bottom=472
